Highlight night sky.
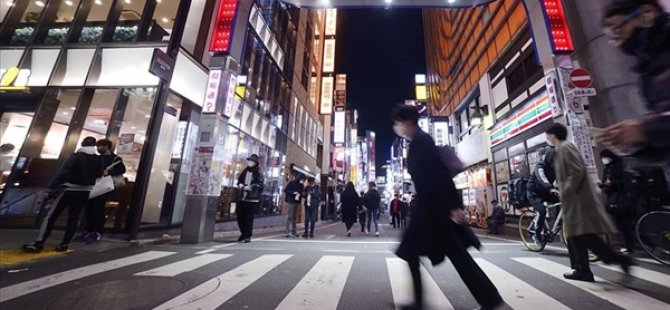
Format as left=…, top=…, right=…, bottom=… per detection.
left=335, top=9, right=426, bottom=175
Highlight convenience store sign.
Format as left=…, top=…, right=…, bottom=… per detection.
left=490, top=91, right=551, bottom=146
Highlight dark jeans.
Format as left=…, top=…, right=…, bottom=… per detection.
left=530, top=198, right=547, bottom=237
left=37, top=190, right=90, bottom=245
left=391, top=212, right=401, bottom=228
left=610, top=204, right=636, bottom=251
left=304, top=207, right=317, bottom=234
left=358, top=212, right=367, bottom=231
left=567, top=234, right=626, bottom=274
left=286, top=202, right=299, bottom=235
left=366, top=208, right=380, bottom=232
left=85, top=192, right=111, bottom=234
left=405, top=244, right=502, bottom=308
left=237, top=201, right=257, bottom=239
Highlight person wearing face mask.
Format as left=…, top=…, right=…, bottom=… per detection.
left=600, top=0, right=670, bottom=166
left=526, top=146, right=560, bottom=244
left=236, top=154, right=264, bottom=243
left=391, top=104, right=503, bottom=310
left=598, top=149, right=636, bottom=253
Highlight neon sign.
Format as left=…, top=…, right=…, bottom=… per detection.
left=209, top=0, right=239, bottom=53
left=541, top=0, right=575, bottom=53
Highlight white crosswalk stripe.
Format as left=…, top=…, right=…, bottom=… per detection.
left=0, top=251, right=175, bottom=302
left=153, top=254, right=293, bottom=310
left=134, top=254, right=232, bottom=277
left=276, top=255, right=354, bottom=310
left=474, top=258, right=570, bottom=309
left=514, top=257, right=670, bottom=310
left=595, top=262, right=670, bottom=288
left=386, top=257, right=454, bottom=310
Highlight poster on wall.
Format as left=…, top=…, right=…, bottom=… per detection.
left=468, top=188, right=476, bottom=206
left=497, top=184, right=512, bottom=214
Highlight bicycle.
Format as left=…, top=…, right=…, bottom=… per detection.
left=635, top=205, right=670, bottom=266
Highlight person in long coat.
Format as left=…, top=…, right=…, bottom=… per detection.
left=340, top=182, right=359, bottom=237
left=391, top=104, right=503, bottom=310
left=546, top=124, right=633, bottom=282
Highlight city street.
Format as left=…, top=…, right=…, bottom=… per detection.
left=1, top=219, right=669, bottom=310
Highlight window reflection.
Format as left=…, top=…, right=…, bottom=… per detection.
left=77, top=89, right=117, bottom=147
left=9, top=1, right=47, bottom=44
left=140, top=0, right=178, bottom=42
left=114, top=88, right=156, bottom=182
left=78, top=0, right=113, bottom=43
left=43, top=0, right=81, bottom=44
left=40, top=89, right=80, bottom=158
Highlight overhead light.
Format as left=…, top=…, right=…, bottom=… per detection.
left=161, top=17, right=169, bottom=23
left=95, top=0, right=102, bottom=5
left=145, top=114, right=151, bottom=118
left=448, top=0, right=456, bottom=3
left=62, top=111, right=70, bottom=115
left=131, top=126, right=137, bottom=129
left=5, top=1, right=14, bottom=7
left=156, top=0, right=161, bottom=2
left=125, top=0, right=131, bottom=4
left=385, top=0, right=392, bottom=3
left=35, top=1, right=45, bottom=7
left=65, top=0, right=73, bottom=6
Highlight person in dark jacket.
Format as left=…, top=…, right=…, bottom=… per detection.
left=391, top=104, right=503, bottom=310
left=487, top=200, right=506, bottom=235
left=236, top=154, right=264, bottom=243
left=389, top=194, right=402, bottom=228
left=526, top=146, right=559, bottom=243
left=601, top=0, right=670, bottom=166
left=302, top=177, right=320, bottom=238
left=598, top=149, right=635, bottom=253
left=23, top=137, right=102, bottom=253
left=341, top=182, right=359, bottom=237
left=75, top=139, right=126, bottom=244
left=284, top=173, right=304, bottom=237
left=357, top=190, right=367, bottom=232
left=363, top=182, right=382, bottom=236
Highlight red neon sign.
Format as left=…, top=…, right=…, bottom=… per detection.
left=541, top=0, right=574, bottom=54
left=209, top=0, right=239, bottom=53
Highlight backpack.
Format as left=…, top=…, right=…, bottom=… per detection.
left=438, top=145, right=465, bottom=177
left=509, top=177, right=530, bottom=209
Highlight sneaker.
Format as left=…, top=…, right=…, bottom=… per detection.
left=619, top=248, right=634, bottom=254
left=366, top=231, right=370, bottom=236
left=86, top=232, right=101, bottom=244
left=302, top=233, right=309, bottom=238
left=286, top=233, right=291, bottom=238
left=73, top=233, right=88, bottom=242
left=243, top=238, right=251, bottom=243
left=22, top=242, right=44, bottom=253
left=55, top=243, right=69, bottom=252
left=375, top=231, right=380, bottom=237
left=347, top=231, right=351, bottom=237
left=309, top=233, right=314, bottom=238
left=563, top=271, right=594, bottom=282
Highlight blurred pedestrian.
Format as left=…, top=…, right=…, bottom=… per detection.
left=236, top=154, right=264, bottom=243
left=399, top=195, right=409, bottom=228
left=23, top=137, right=102, bottom=253
left=302, top=177, right=320, bottom=238
left=391, top=104, right=503, bottom=310
left=357, top=190, right=367, bottom=232
left=487, top=200, right=506, bottom=235
left=546, top=124, right=633, bottom=282
left=363, top=182, right=382, bottom=236
left=389, top=194, right=402, bottom=228
left=284, top=173, right=304, bottom=238
left=341, top=182, right=359, bottom=237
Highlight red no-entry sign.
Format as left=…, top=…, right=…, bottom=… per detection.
left=568, top=68, right=593, bottom=88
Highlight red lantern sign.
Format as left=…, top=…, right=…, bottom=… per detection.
left=541, top=0, right=574, bottom=54
left=209, top=0, right=239, bottom=53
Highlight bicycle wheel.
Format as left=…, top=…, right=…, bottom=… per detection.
left=519, top=210, right=546, bottom=252
left=636, top=210, right=670, bottom=266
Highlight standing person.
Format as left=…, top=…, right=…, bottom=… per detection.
left=284, top=173, right=304, bottom=237
left=487, top=200, right=506, bottom=235
left=600, top=0, right=670, bottom=165
left=357, top=191, right=367, bottom=232
left=389, top=194, right=402, bottom=228
left=391, top=104, right=503, bottom=310
left=399, top=195, right=409, bottom=228
left=546, top=124, right=633, bottom=282
left=526, top=147, right=559, bottom=243
left=340, top=182, right=359, bottom=237
left=363, top=182, right=382, bottom=236
left=75, top=139, right=126, bottom=244
left=23, top=137, right=102, bottom=253
left=236, top=154, right=264, bottom=243
left=302, top=177, right=320, bottom=238
left=598, top=149, right=635, bottom=253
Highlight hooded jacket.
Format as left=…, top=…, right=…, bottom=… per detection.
left=49, top=146, right=102, bottom=191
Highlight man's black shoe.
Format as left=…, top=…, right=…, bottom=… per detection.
left=243, top=238, right=251, bottom=243
left=238, top=235, right=245, bottom=242
left=55, top=243, right=69, bottom=252
left=22, top=242, right=44, bottom=253
left=563, top=271, right=595, bottom=282
left=621, top=256, right=635, bottom=275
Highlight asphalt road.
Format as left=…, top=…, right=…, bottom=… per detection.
left=1, top=219, right=669, bottom=310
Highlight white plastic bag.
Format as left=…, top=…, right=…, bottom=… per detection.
left=89, top=175, right=115, bottom=199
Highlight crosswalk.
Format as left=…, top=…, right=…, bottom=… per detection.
left=1, top=250, right=669, bottom=309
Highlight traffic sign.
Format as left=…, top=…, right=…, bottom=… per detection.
left=569, top=87, right=597, bottom=97
left=568, top=68, right=593, bottom=88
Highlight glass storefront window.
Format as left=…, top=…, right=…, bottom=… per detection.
left=76, top=89, right=117, bottom=146
left=1, top=1, right=12, bottom=24
left=222, top=126, right=240, bottom=187
left=495, top=161, right=510, bottom=183
left=140, top=0, right=178, bottom=42
left=509, top=154, right=528, bottom=179
left=115, top=88, right=156, bottom=183
left=40, top=89, right=80, bottom=159
left=0, top=112, right=34, bottom=195
left=528, top=149, right=543, bottom=173
left=78, top=0, right=113, bottom=43
left=109, top=0, right=145, bottom=42
left=42, top=0, right=82, bottom=44
left=8, top=1, right=47, bottom=44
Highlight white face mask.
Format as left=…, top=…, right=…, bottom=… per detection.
left=602, top=158, right=612, bottom=165
left=247, top=161, right=256, bottom=167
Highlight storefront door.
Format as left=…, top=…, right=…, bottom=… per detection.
left=0, top=112, right=34, bottom=199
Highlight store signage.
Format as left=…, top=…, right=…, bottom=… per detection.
left=540, top=0, right=574, bottom=53
left=325, top=9, right=337, bottom=35
left=415, top=85, right=427, bottom=100
left=334, top=108, right=346, bottom=144
left=545, top=71, right=563, bottom=117
left=0, top=67, right=31, bottom=91
left=323, top=39, right=336, bottom=73
left=149, top=48, right=174, bottom=82
left=569, top=88, right=597, bottom=97
left=203, top=69, right=223, bottom=113
left=490, top=90, right=552, bottom=146
left=432, top=121, right=449, bottom=146
left=222, top=72, right=237, bottom=117
left=320, top=76, right=334, bottom=114
left=209, top=0, right=239, bottom=53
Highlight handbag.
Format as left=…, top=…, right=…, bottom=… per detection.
left=107, top=157, right=126, bottom=190
left=89, top=175, right=115, bottom=199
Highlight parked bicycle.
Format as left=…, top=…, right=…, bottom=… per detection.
left=635, top=205, right=670, bottom=266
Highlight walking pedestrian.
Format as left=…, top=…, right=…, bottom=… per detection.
left=599, top=149, right=635, bottom=253
left=74, top=139, right=126, bottom=244
left=363, top=182, right=382, bottom=236
left=340, top=182, right=359, bottom=237
left=487, top=200, right=506, bottom=235
left=236, top=154, right=264, bottom=243
left=389, top=194, right=402, bottom=228
left=302, top=177, right=320, bottom=238
left=399, top=195, right=409, bottom=228
left=23, top=137, right=102, bottom=253
left=284, top=173, right=304, bottom=237
left=391, top=104, right=503, bottom=310
left=546, top=123, right=634, bottom=282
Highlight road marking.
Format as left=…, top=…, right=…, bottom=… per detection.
left=0, top=251, right=175, bottom=302
left=386, top=257, right=454, bottom=310
left=134, top=254, right=232, bottom=277
left=474, top=258, right=570, bottom=309
left=596, top=262, right=670, bottom=288
left=636, top=257, right=662, bottom=265
left=514, top=257, right=670, bottom=310
left=153, top=254, right=292, bottom=310
left=275, top=255, right=354, bottom=310
left=258, top=239, right=401, bottom=244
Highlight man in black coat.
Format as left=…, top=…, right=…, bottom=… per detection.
left=363, top=181, right=382, bottom=236
left=237, top=154, right=264, bottom=243
left=391, top=104, right=503, bottom=310
left=526, top=147, right=559, bottom=243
